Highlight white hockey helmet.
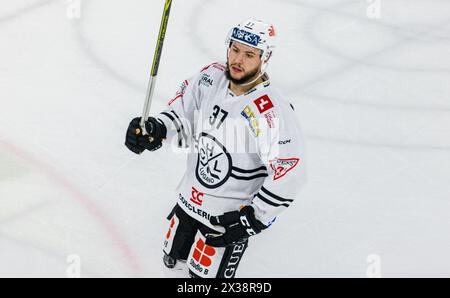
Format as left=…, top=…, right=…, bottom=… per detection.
left=225, top=18, right=276, bottom=71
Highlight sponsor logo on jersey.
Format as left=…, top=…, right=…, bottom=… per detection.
left=241, top=105, right=261, bottom=137
left=190, top=187, right=204, bottom=206
left=269, top=158, right=300, bottom=180
left=178, top=193, right=212, bottom=221
left=231, top=28, right=261, bottom=47
left=254, top=95, right=274, bottom=114
left=196, top=132, right=232, bottom=189
left=199, top=73, right=214, bottom=87
left=278, top=139, right=291, bottom=145
left=264, top=110, right=276, bottom=128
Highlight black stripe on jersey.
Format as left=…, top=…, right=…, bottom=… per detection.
left=160, top=111, right=184, bottom=147
left=230, top=173, right=268, bottom=181
left=170, top=110, right=183, bottom=131
left=231, top=166, right=268, bottom=181
left=232, top=166, right=267, bottom=174
left=261, top=186, right=294, bottom=203
left=254, top=193, right=290, bottom=208
left=160, top=111, right=177, bottom=126
left=170, top=110, right=189, bottom=144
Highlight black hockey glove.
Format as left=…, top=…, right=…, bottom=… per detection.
left=205, top=205, right=267, bottom=247
left=125, top=117, right=167, bottom=154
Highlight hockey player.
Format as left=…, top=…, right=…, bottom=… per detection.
left=125, top=18, right=307, bottom=278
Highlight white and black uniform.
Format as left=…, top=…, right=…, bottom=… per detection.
left=158, top=62, right=307, bottom=278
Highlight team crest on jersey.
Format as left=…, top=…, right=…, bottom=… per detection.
left=269, top=158, right=300, bottom=180
left=195, top=132, right=232, bottom=189
left=241, top=105, right=261, bottom=137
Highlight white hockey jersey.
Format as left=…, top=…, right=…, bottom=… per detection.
left=157, top=62, right=307, bottom=230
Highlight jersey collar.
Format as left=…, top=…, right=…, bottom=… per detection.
left=227, top=73, right=270, bottom=98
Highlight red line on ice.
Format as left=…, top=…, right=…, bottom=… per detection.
left=0, top=136, right=142, bottom=276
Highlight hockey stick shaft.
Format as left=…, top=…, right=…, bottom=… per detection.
left=140, top=0, right=173, bottom=134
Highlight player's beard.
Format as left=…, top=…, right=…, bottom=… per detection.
left=225, top=62, right=261, bottom=85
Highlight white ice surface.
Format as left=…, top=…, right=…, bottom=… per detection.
left=0, top=0, right=449, bottom=277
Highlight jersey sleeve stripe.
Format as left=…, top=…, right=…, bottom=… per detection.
left=261, top=186, right=294, bottom=203
left=170, top=110, right=189, bottom=142
left=160, top=111, right=184, bottom=147
left=230, top=173, right=268, bottom=181
left=255, top=193, right=290, bottom=208
left=231, top=166, right=267, bottom=174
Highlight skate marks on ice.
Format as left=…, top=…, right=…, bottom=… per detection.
left=0, top=134, right=143, bottom=276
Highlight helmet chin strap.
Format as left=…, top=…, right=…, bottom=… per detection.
left=236, top=71, right=264, bottom=87
left=235, top=60, right=269, bottom=87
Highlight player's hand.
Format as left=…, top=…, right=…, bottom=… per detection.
left=125, top=117, right=167, bottom=154
left=205, top=205, right=267, bottom=247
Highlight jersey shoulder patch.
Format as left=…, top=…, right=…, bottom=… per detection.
left=168, top=79, right=189, bottom=106
left=248, top=89, right=290, bottom=132
left=251, top=88, right=292, bottom=116
left=253, top=94, right=275, bottom=114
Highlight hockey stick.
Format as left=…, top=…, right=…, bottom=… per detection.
left=139, top=0, right=173, bottom=135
